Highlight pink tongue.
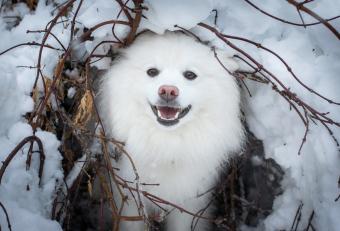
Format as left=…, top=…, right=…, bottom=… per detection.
left=158, top=106, right=179, bottom=119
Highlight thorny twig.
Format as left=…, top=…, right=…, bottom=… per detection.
left=27, top=30, right=67, bottom=51
left=198, top=22, right=340, bottom=154
left=0, top=201, right=12, bottom=231
left=287, top=0, right=340, bottom=39
left=0, top=136, right=45, bottom=186
left=305, top=210, right=315, bottom=231
left=124, top=0, right=144, bottom=45
left=115, top=0, right=133, bottom=24
left=243, top=0, right=340, bottom=30
left=335, top=194, right=340, bottom=202
left=33, top=0, right=77, bottom=90
left=290, top=203, right=303, bottom=231
left=69, top=0, right=83, bottom=44
left=0, top=41, right=63, bottom=56
left=28, top=7, right=130, bottom=131
left=0, top=1, right=339, bottom=230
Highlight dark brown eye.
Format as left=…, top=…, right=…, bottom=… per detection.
left=147, top=68, right=159, bottom=77
left=183, top=71, right=197, bottom=80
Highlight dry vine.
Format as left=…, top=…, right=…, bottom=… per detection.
left=0, top=0, right=339, bottom=231
left=0, top=201, right=12, bottom=231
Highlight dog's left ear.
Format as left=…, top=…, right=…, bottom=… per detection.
left=214, top=48, right=239, bottom=73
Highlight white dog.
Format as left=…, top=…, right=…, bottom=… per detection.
left=100, top=32, right=244, bottom=230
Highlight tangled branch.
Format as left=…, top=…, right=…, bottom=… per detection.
left=244, top=0, right=340, bottom=28
left=244, top=0, right=340, bottom=39
left=287, top=0, right=340, bottom=39
left=0, top=1, right=339, bottom=230
left=0, top=135, right=45, bottom=186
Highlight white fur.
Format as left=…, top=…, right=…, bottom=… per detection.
left=100, top=32, right=244, bottom=230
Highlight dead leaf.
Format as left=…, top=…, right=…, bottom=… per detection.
left=73, top=89, right=94, bottom=127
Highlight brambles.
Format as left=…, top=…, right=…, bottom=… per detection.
left=0, top=1, right=339, bottom=230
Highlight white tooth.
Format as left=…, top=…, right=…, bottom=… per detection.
left=175, top=111, right=180, bottom=119
left=157, top=109, right=161, bottom=118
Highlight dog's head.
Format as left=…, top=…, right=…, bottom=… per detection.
left=101, top=32, right=241, bottom=143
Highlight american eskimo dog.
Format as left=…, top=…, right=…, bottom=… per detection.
left=100, top=32, right=244, bottom=230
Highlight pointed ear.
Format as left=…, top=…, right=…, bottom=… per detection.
left=214, top=48, right=239, bottom=73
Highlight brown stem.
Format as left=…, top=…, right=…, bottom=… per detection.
left=124, top=0, right=144, bottom=45
left=115, top=0, right=133, bottom=23
left=0, top=41, right=63, bottom=56
left=0, top=136, right=45, bottom=186
left=244, top=0, right=340, bottom=28
left=0, top=201, right=12, bottom=231
left=287, top=0, right=340, bottom=39
left=79, top=20, right=130, bottom=42
left=34, top=0, right=77, bottom=89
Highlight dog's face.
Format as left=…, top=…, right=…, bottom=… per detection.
left=102, top=32, right=240, bottom=140
left=138, top=45, right=214, bottom=128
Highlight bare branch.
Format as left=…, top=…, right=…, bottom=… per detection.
left=0, top=136, right=45, bottom=187
left=287, top=0, right=340, bottom=39
left=243, top=0, right=340, bottom=28
left=0, top=201, right=12, bottom=231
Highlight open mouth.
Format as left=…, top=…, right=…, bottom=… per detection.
left=151, top=104, right=192, bottom=126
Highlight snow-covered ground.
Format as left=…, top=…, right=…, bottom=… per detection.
left=0, top=0, right=339, bottom=230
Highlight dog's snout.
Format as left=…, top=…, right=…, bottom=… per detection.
left=158, top=85, right=179, bottom=101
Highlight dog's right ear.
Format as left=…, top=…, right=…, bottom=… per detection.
left=213, top=48, right=239, bottom=74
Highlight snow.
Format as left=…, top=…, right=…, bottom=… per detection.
left=0, top=0, right=339, bottom=230
left=141, top=0, right=214, bottom=33
left=0, top=2, right=65, bottom=231
left=214, top=1, right=340, bottom=230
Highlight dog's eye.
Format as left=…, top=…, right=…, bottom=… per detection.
left=147, top=68, right=159, bottom=77
left=183, top=71, right=197, bottom=80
